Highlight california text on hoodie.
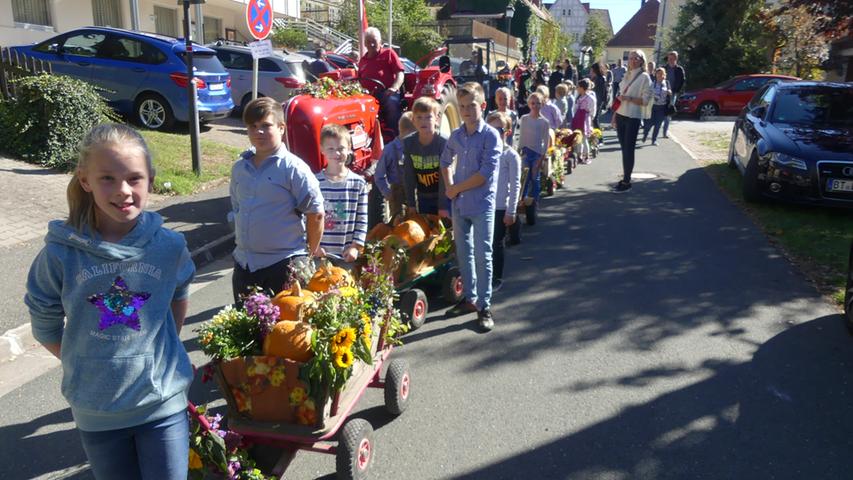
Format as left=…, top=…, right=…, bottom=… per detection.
left=25, top=211, right=195, bottom=432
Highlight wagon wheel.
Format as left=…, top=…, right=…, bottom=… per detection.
left=438, top=84, right=461, bottom=138
left=441, top=266, right=464, bottom=304
left=384, top=359, right=412, bottom=415
left=400, top=288, right=428, bottom=330
left=336, top=418, right=374, bottom=480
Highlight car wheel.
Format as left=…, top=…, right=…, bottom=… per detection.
left=697, top=101, right=718, bottom=121
left=135, top=93, right=175, bottom=131
left=845, top=242, right=853, bottom=335
left=241, top=92, right=265, bottom=111
left=742, top=152, right=763, bottom=203
left=727, top=126, right=739, bottom=170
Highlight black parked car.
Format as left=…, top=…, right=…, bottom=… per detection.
left=727, top=81, right=853, bottom=206
left=846, top=241, right=853, bottom=334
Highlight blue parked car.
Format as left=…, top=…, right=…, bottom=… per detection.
left=10, top=26, right=234, bottom=130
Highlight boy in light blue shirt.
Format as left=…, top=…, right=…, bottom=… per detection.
left=440, top=82, right=502, bottom=332
left=230, top=97, right=325, bottom=301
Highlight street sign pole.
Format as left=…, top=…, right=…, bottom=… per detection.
left=246, top=0, right=273, bottom=102
left=252, top=57, right=259, bottom=100
left=181, top=0, right=204, bottom=176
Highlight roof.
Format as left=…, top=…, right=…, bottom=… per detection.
left=445, top=0, right=553, bottom=21
left=606, top=0, right=659, bottom=48
left=590, top=9, right=613, bottom=36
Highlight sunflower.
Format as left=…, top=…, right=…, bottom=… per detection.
left=188, top=448, right=203, bottom=470
left=334, top=348, right=354, bottom=369
left=339, top=286, right=359, bottom=298
left=333, top=327, right=357, bottom=349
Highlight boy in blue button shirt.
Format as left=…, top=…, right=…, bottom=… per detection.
left=230, top=97, right=325, bottom=302
left=440, top=82, right=502, bottom=332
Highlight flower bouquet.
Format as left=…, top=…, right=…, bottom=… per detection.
left=589, top=128, right=603, bottom=157
left=187, top=403, right=274, bottom=480
left=196, top=253, right=403, bottom=427
left=298, top=76, right=366, bottom=100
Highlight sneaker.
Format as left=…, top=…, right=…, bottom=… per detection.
left=613, top=180, right=632, bottom=193
left=652, top=141, right=658, bottom=146
left=478, top=309, right=494, bottom=332
left=492, top=279, right=503, bottom=293
left=662, top=133, right=669, bottom=138
left=446, top=299, right=477, bottom=318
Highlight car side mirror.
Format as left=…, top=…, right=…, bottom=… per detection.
left=47, top=44, right=60, bottom=54
left=751, top=105, right=766, bottom=119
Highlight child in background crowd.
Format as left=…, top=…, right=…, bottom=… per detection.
left=494, top=87, right=518, bottom=146
left=25, top=123, right=196, bottom=479
left=441, top=83, right=502, bottom=331
left=572, top=79, right=596, bottom=165
left=316, top=124, right=369, bottom=262
left=518, top=92, right=551, bottom=204
left=485, top=111, right=521, bottom=294
left=402, top=97, right=448, bottom=216
left=553, top=83, right=570, bottom=124
left=558, top=82, right=576, bottom=127
left=374, top=112, right=415, bottom=220
left=536, top=85, right=563, bottom=130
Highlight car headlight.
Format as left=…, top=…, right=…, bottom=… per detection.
left=770, top=152, right=808, bottom=170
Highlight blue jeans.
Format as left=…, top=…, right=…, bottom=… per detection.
left=662, top=93, right=677, bottom=136
left=379, top=90, right=402, bottom=138
left=452, top=207, right=495, bottom=311
left=643, top=104, right=667, bottom=143
left=521, top=147, right=541, bottom=201
left=78, top=410, right=189, bottom=480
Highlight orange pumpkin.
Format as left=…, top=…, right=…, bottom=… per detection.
left=366, top=223, right=393, bottom=242
left=271, top=281, right=315, bottom=321
left=391, top=220, right=426, bottom=247
left=405, top=213, right=431, bottom=237
left=307, top=265, right=353, bottom=292
left=262, top=321, right=314, bottom=362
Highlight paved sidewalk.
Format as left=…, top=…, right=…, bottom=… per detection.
left=0, top=154, right=234, bottom=361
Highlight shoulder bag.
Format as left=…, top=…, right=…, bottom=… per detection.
left=611, top=70, right=643, bottom=114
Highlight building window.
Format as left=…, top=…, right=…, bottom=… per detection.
left=567, top=9, right=571, bottom=16
left=623, top=51, right=630, bottom=61
left=92, top=0, right=121, bottom=28
left=12, top=0, right=51, bottom=26
left=154, top=6, right=178, bottom=37
left=204, top=16, right=221, bottom=43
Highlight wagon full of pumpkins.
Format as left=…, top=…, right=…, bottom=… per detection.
left=195, top=252, right=410, bottom=479
left=364, top=208, right=464, bottom=331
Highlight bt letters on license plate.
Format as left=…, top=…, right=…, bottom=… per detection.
left=827, top=179, right=853, bottom=192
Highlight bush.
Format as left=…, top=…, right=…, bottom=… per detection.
left=0, top=74, right=116, bottom=170
left=271, top=27, right=309, bottom=50
left=399, top=28, right=442, bottom=66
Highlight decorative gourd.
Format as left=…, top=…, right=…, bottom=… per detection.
left=366, top=222, right=393, bottom=242
left=262, top=321, right=314, bottom=362
left=271, top=281, right=315, bottom=321
left=307, top=265, right=353, bottom=292
left=405, top=213, right=432, bottom=237
left=391, top=220, right=426, bottom=247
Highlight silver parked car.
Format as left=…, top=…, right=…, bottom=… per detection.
left=208, top=42, right=312, bottom=111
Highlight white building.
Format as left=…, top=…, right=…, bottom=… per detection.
left=546, top=0, right=587, bottom=58
left=1, top=0, right=300, bottom=46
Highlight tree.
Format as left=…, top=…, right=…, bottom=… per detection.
left=667, top=0, right=777, bottom=88
left=337, top=0, right=440, bottom=61
left=778, top=0, right=852, bottom=39
left=770, top=4, right=828, bottom=79
left=270, top=27, right=309, bottom=50
left=581, top=15, right=610, bottom=64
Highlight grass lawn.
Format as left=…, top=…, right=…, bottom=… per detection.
left=139, top=130, right=242, bottom=195
left=697, top=131, right=852, bottom=305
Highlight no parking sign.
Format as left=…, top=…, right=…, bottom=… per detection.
left=246, top=0, right=273, bottom=40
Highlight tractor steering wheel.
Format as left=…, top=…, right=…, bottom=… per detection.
left=359, top=77, right=388, bottom=97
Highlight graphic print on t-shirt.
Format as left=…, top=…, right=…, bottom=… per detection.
left=88, top=276, right=151, bottom=331
left=411, top=154, right=441, bottom=193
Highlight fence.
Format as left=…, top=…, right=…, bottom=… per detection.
left=273, top=16, right=354, bottom=50
left=0, top=47, right=53, bottom=100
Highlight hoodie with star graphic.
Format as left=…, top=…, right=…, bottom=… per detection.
left=25, top=211, right=195, bottom=432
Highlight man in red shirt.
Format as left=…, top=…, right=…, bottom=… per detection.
left=358, top=27, right=405, bottom=137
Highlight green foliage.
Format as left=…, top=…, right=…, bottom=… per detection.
left=668, top=0, right=776, bottom=89
left=271, top=27, right=308, bottom=49
left=769, top=4, right=827, bottom=80
left=582, top=15, right=611, bottom=64
left=0, top=74, right=116, bottom=170
left=196, top=305, right=263, bottom=360
left=337, top=0, right=440, bottom=60
left=536, top=19, right=566, bottom=65
left=400, top=28, right=443, bottom=65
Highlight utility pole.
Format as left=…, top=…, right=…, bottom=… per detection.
left=388, top=0, right=393, bottom=48
left=182, top=0, right=204, bottom=176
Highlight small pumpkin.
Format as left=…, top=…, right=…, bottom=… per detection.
left=404, top=212, right=432, bottom=237
left=391, top=220, right=426, bottom=247
left=262, top=320, right=314, bottom=362
left=366, top=222, right=393, bottom=242
left=271, top=281, right=315, bottom=321
left=307, top=264, right=353, bottom=292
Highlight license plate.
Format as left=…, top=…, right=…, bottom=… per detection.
left=826, top=178, right=853, bottom=192
left=208, top=82, right=224, bottom=91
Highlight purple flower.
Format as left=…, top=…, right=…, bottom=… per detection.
left=244, top=292, right=280, bottom=339
left=227, top=460, right=242, bottom=479
left=224, top=430, right=243, bottom=451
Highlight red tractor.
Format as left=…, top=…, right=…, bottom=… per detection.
left=283, top=48, right=461, bottom=225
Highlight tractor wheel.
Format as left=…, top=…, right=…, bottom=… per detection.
left=438, top=85, right=461, bottom=138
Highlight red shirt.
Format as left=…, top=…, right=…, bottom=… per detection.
left=358, top=48, right=404, bottom=90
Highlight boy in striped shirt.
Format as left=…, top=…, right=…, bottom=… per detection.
left=316, top=124, right=369, bottom=262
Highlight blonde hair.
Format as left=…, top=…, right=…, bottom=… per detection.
left=528, top=92, right=544, bottom=104
left=555, top=83, right=569, bottom=96
left=457, top=82, right=485, bottom=104
left=655, top=67, right=667, bottom=78
left=320, top=123, right=352, bottom=150
left=68, top=123, right=154, bottom=232
left=412, top=96, right=440, bottom=115
left=243, top=97, right=284, bottom=126
left=535, top=85, right=549, bottom=99
left=486, top=111, right=511, bottom=131
left=398, top=111, right=415, bottom=136
left=495, top=86, right=512, bottom=100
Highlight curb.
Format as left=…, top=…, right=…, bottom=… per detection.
left=0, top=233, right=235, bottom=364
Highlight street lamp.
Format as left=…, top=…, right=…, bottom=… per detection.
left=505, top=3, right=515, bottom=68
left=180, top=0, right=205, bottom=176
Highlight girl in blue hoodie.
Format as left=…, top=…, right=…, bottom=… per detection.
left=25, top=124, right=195, bottom=479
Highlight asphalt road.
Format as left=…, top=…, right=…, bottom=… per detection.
left=2, top=128, right=852, bottom=480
